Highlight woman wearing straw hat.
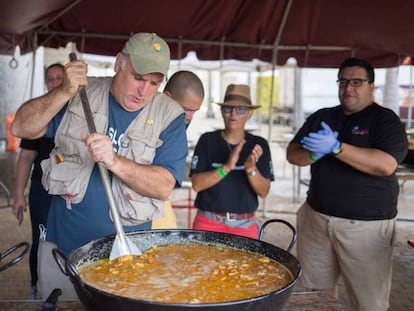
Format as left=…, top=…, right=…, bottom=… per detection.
left=189, top=84, right=274, bottom=238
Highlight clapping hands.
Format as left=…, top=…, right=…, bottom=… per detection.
left=301, top=121, right=340, bottom=160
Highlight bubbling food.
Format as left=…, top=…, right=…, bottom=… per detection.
left=79, top=243, right=293, bottom=304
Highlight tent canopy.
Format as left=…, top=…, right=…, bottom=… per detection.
left=1, top=0, right=413, bottom=68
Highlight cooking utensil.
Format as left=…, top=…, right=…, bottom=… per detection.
left=52, top=220, right=301, bottom=311
left=69, top=53, right=142, bottom=259
left=0, top=242, right=30, bottom=272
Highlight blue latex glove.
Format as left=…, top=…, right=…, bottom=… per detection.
left=301, top=121, right=340, bottom=156
left=307, top=128, right=329, bottom=160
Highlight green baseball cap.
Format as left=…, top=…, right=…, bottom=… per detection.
left=122, top=33, right=170, bottom=76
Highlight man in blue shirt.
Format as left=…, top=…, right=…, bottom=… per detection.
left=12, top=33, right=187, bottom=299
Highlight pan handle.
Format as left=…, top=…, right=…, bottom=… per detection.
left=0, top=241, right=30, bottom=272
left=52, top=248, right=93, bottom=300
left=51, top=248, right=83, bottom=284
left=51, top=248, right=70, bottom=276
left=52, top=248, right=85, bottom=287
left=258, top=219, right=297, bottom=253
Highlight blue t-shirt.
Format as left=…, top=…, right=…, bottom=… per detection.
left=46, top=93, right=187, bottom=254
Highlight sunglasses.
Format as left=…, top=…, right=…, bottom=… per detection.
left=221, top=105, right=251, bottom=115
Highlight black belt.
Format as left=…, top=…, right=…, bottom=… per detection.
left=200, top=210, right=255, bottom=221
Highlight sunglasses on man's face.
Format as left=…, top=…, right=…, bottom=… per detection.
left=221, top=105, right=251, bottom=115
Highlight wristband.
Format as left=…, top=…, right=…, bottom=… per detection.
left=307, top=151, right=318, bottom=162
left=216, top=166, right=227, bottom=178
left=331, top=141, right=342, bottom=155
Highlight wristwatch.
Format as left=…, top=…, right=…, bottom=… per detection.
left=248, top=169, right=257, bottom=176
left=331, top=142, right=342, bottom=155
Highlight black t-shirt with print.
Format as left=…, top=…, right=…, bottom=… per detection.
left=190, top=130, right=274, bottom=214
left=292, top=103, right=408, bottom=220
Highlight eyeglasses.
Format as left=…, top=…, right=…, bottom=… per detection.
left=336, top=78, right=370, bottom=88
left=221, top=105, right=250, bottom=115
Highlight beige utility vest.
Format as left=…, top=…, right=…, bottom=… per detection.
left=41, top=77, right=185, bottom=225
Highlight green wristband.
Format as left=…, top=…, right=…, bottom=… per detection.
left=216, top=166, right=227, bottom=178
left=307, top=151, right=318, bottom=162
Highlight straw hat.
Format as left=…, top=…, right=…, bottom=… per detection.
left=216, top=84, right=261, bottom=109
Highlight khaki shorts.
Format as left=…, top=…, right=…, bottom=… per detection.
left=297, top=202, right=395, bottom=311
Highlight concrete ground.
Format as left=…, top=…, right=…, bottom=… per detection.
left=1, top=113, right=413, bottom=310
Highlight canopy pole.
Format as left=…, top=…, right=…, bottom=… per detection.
left=262, top=46, right=278, bottom=218
left=80, top=29, right=86, bottom=53
left=304, top=45, right=310, bottom=67
left=29, top=32, right=38, bottom=99
left=408, top=64, right=413, bottom=128
left=177, top=36, right=183, bottom=70
left=268, top=0, right=294, bottom=142
left=219, top=36, right=225, bottom=68
left=261, top=0, right=294, bottom=218
left=37, top=29, right=353, bottom=55
left=206, top=37, right=224, bottom=119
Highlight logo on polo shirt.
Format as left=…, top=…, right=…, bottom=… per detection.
left=351, top=125, right=368, bottom=135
